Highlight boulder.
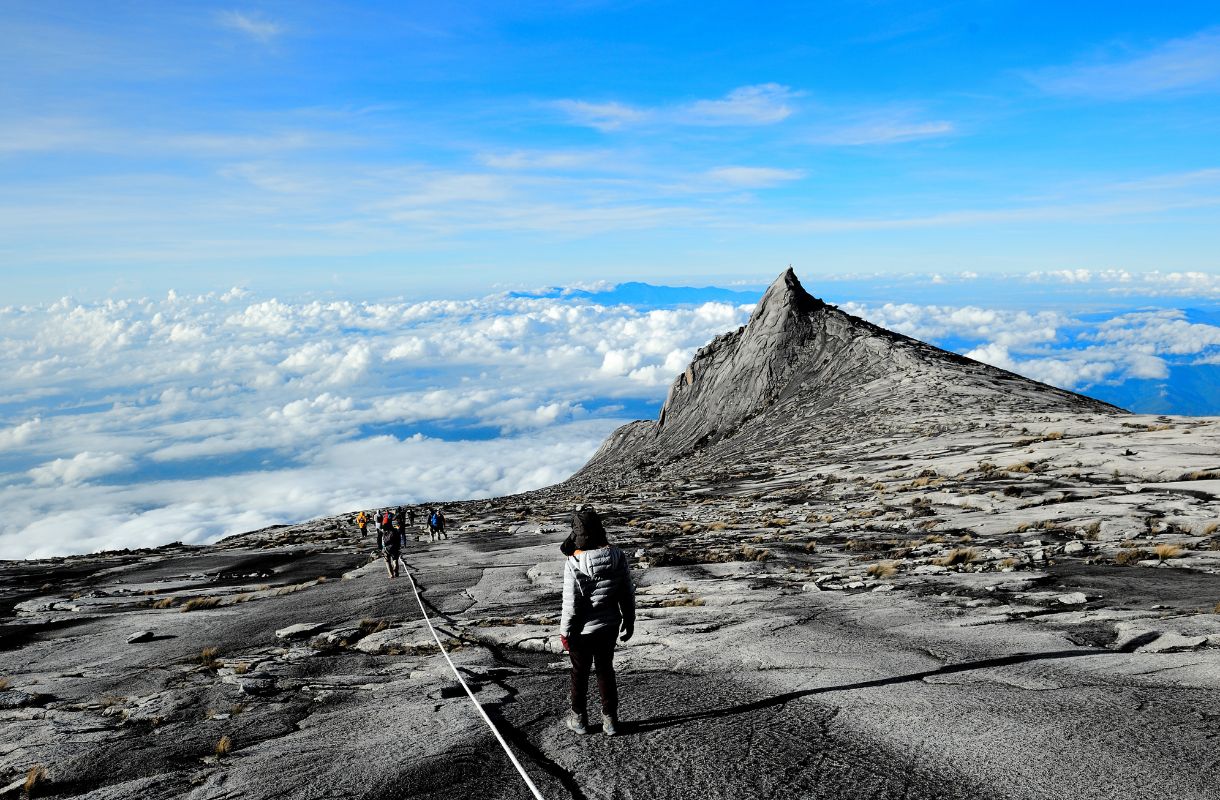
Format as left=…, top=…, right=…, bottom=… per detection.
left=275, top=622, right=327, bottom=640
left=126, top=630, right=155, bottom=644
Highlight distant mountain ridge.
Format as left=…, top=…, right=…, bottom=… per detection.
left=571, top=268, right=1123, bottom=487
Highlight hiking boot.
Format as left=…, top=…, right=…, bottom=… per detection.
left=565, top=711, right=590, bottom=734
left=601, top=712, right=619, bottom=737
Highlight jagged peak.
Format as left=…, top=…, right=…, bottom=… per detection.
left=747, top=267, right=825, bottom=328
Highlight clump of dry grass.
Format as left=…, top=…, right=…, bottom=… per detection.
left=1041, top=431, right=1063, bottom=441
left=707, top=521, right=728, bottom=531
left=180, top=596, right=221, bottom=612
left=1204, top=522, right=1219, bottom=536
left=764, top=518, right=792, bottom=528
left=215, top=735, right=233, bottom=758
left=359, top=619, right=390, bottom=635
left=199, top=647, right=222, bottom=669
left=957, top=534, right=974, bottom=543
left=1182, top=470, right=1220, bottom=481
left=679, top=521, right=700, bottom=533
left=871, top=482, right=886, bottom=491
left=740, top=545, right=771, bottom=561
left=0, top=676, right=10, bottom=691
left=24, top=765, right=49, bottom=795
left=659, top=596, right=706, bottom=608
left=866, top=561, right=899, bottom=579
left=803, top=541, right=817, bottom=553
left=923, top=534, right=945, bottom=544
left=998, top=558, right=1018, bottom=570
left=1006, top=462, right=1035, bottom=474
left=1082, top=521, right=1102, bottom=540
left=934, top=548, right=979, bottom=567
left=1153, top=543, right=1184, bottom=564
left=1115, top=548, right=1150, bottom=566
left=909, top=476, right=941, bottom=488
left=150, top=597, right=176, bottom=609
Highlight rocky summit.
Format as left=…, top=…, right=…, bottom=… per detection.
left=3, top=270, right=1220, bottom=800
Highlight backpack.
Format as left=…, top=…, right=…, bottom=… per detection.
left=430, top=512, right=439, bottom=528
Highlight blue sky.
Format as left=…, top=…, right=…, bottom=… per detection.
left=4, top=2, right=1220, bottom=302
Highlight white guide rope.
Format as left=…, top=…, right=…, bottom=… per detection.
left=403, top=568, right=547, bottom=800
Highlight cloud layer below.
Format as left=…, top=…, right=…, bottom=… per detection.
left=3, top=275, right=1220, bottom=559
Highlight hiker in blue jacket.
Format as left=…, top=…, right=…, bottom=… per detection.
left=559, top=506, right=635, bottom=737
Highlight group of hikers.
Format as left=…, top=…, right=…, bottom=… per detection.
left=354, top=506, right=447, bottom=579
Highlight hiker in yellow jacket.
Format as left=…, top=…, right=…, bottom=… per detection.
left=356, top=511, right=368, bottom=538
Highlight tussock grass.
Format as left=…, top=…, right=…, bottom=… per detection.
left=1040, top=431, right=1063, bottom=441
left=1006, top=462, right=1035, bottom=474
left=359, top=619, right=390, bottom=635
left=740, top=545, right=771, bottom=561
left=1083, top=521, right=1102, bottom=540
left=866, top=561, right=899, bottom=579
left=1115, top=548, right=1150, bottom=566
left=998, top=558, right=1018, bottom=570
left=934, top=548, right=979, bottom=567
left=679, top=521, right=700, bottom=533
left=215, top=735, right=233, bottom=758
left=180, top=596, right=221, bottom=612
left=199, top=647, right=222, bottom=669
left=707, top=521, right=728, bottom=531
left=871, top=482, right=886, bottom=491
left=150, top=597, right=176, bottom=609
left=24, top=765, right=49, bottom=795
left=803, top=541, right=817, bottom=553
left=659, top=596, right=705, bottom=608
left=0, top=676, right=10, bottom=691
left=957, top=534, right=974, bottom=543
left=764, top=518, right=792, bottom=528
left=1181, top=470, right=1220, bottom=481
left=1204, top=522, right=1219, bottom=536
left=1154, top=543, right=1184, bottom=564
left=923, top=534, right=945, bottom=544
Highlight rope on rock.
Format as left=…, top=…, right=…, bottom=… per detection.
left=403, top=568, right=546, bottom=800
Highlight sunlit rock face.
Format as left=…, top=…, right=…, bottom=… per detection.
left=573, top=268, right=1121, bottom=489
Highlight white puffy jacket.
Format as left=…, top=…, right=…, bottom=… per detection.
left=560, top=545, right=636, bottom=638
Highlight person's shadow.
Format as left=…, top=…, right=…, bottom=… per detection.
left=623, top=644, right=1132, bottom=735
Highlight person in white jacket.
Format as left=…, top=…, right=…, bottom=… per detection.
left=559, top=506, right=635, bottom=736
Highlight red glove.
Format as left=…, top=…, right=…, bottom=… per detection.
left=560, top=635, right=569, bottom=652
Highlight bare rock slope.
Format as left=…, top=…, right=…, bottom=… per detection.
left=576, top=268, right=1118, bottom=488
left=3, top=270, right=1220, bottom=800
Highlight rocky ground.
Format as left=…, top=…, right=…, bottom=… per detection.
left=3, top=410, right=1220, bottom=799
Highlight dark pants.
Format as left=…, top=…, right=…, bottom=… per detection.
left=569, top=628, right=618, bottom=716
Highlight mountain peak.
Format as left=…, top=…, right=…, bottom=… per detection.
left=572, top=268, right=1122, bottom=484
left=748, top=267, right=824, bottom=327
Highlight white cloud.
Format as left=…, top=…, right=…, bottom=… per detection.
left=1027, top=27, right=1220, bottom=99
left=553, top=84, right=798, bottom=131
left=29, top=451, right=133, bottom=486
left=704, top=166, right=805, bottom=188
left=217, top=11, right=284, bottom=43
left=550, top=100, right=649, bottom=131
left=680, top=84, right=797, bottom=125
left=812, top=115, right=954, bottom=146
left=0, top=288, right=755, bottom=558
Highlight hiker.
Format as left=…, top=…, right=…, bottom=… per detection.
left=434, top=508, right=447, bottom=540
left=357, top=510, right=368, bottom=538
left=395, top=506, right=406, bottom=538
left=407, top=507, right=416, bottom=528
left=383, top=518, right=402, bottom=579
left=379, top=509, right=392, bottom=549
left=559, top=506, right=635, bottom=737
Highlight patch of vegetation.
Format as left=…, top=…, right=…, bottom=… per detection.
left=24, top=765, right=49, bottom=796
left=180, top=596, right=222, bottom=612
left=659, top=596, right=706, bottom=608
left=359, top=619, right=390, bottom=635
left=865, top=561, right=899, bottom=579
left=764, top=518, right=792, bottom=528
left=199, top=647, right=222, bottom=669
left=1115, top=548, right=1150, bottom=566
left=215, top=735, right=233, bottom=758
left=1180, top=470, right=1220, bottom=481
left=150, top=597, right=176, bottom=609
left=707, top=521, right=728, bottom=531
left=933, top=548, right=979, bottom=567
left=1082, top=521, right=1102, bottom=540
left=1153, top=543, right=1184, bottom=564
left=740, top=545, right=771, bottom=561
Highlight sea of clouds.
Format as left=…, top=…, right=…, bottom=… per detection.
left=3, top=273, right=1220, bottom=559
